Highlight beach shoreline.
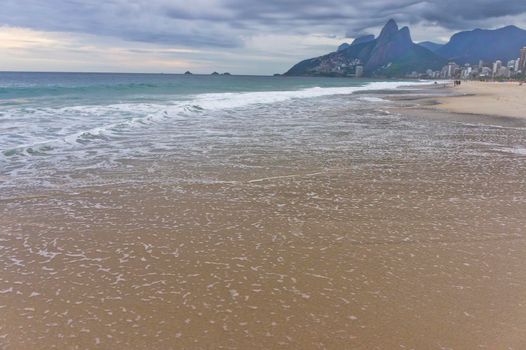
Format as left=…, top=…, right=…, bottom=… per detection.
left=1, top=77, right=526, bottom=349
left=418, top=80, right=526, bottom=120
left=382, top=80, right=526, bottom=129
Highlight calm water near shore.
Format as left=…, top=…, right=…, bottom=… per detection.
left=1, top=73, right=526, bottom=349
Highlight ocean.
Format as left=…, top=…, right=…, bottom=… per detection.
left=0, top=72, right=425, bottom=194
left=1, top=72, right=526, bottom=349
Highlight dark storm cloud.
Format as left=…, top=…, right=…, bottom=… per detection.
left=2, top=0, right=526, bottom=47
left=418, top=1, right=526, bottom=29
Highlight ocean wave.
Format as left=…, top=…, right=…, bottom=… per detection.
left=1, top=81, right=427, bottom=160
left=187, top=81, right=425, bottom=111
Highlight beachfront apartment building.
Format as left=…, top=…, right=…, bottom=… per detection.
left=414, top=47, right=526, bottom=80
left=520, top=47, right=526, bottom=73
left=492, top=60, right=502, bottom=75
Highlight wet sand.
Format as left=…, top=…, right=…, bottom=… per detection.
left=2, top=90, right=526, bottom=349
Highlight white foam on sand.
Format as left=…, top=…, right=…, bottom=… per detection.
left=495, top=147, right=526, bottom=156
left=358, top=97, right=387, bottom=103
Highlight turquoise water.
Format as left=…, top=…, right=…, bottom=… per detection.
left=0, top=72, right=379, bottom=106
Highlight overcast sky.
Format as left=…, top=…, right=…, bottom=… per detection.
left=2, top=0, right=526, bottom=74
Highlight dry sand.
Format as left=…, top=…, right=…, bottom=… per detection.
left=432, top=81, right=526, bottom=119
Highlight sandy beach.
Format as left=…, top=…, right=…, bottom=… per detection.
left=1, top=80, right=526, bottom=349
left=431, top=81, right=526, bottom=119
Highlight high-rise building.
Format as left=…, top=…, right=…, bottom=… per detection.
left=496, top=66, right=510, bottom=78
left=493, top=60, right=502, bottom=76
left=355, top=65, right=364, bottom=78
left=481, top=67, right=492, bottom=77
left=445, top=62, right=459, bottom=78
left=520, top=47, right=526, bottom=72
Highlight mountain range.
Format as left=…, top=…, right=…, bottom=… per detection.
left=418, top=41, right=443, bottom=52
left=285, top=20, right=445, bottom=77
left=337, top=35, right=375, bottom=52
left=285, top=20, right=526, bottom=77
left=436, top=25, right=526, bottom=64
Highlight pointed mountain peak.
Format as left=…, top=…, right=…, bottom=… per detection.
left=385, top=18, right=398, bottom=27
left=377, top=19, right=399, bottom=44
left=398, top=26, right=412, bottom=43
left=379, top=19, right=398, bottom=36
left=501, top=25, right=521, bottom=32
left=337, top=43, right=350, bottom=52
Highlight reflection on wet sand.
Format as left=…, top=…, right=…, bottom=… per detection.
left=1, top=92, right=526, bottom=349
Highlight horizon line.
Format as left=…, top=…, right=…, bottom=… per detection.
left=0, top=70, right=281, bottom=77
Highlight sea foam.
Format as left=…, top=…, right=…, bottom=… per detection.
left=1, top=81, right=426, bottom=157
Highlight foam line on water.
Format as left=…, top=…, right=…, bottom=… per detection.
left=1, top=81, right=428, bottom=159
left=191, top=81, right=427, bottom=111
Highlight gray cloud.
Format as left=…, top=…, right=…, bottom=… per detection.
left=2, top=0, right=526, bottom=48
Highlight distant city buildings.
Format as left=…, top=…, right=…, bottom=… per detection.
left=492, top=60, right=502, bottom=75
left=416, top=46, right=526, bottom=80
left=481, top=66, right=493, bottom=77
left=355, top=65, right=364, bottom=78
left=521, top=47, right=526, bottom=72
left=436, top=62, right=459, bottom=79
left=315, top=56, right=365, bottom=77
